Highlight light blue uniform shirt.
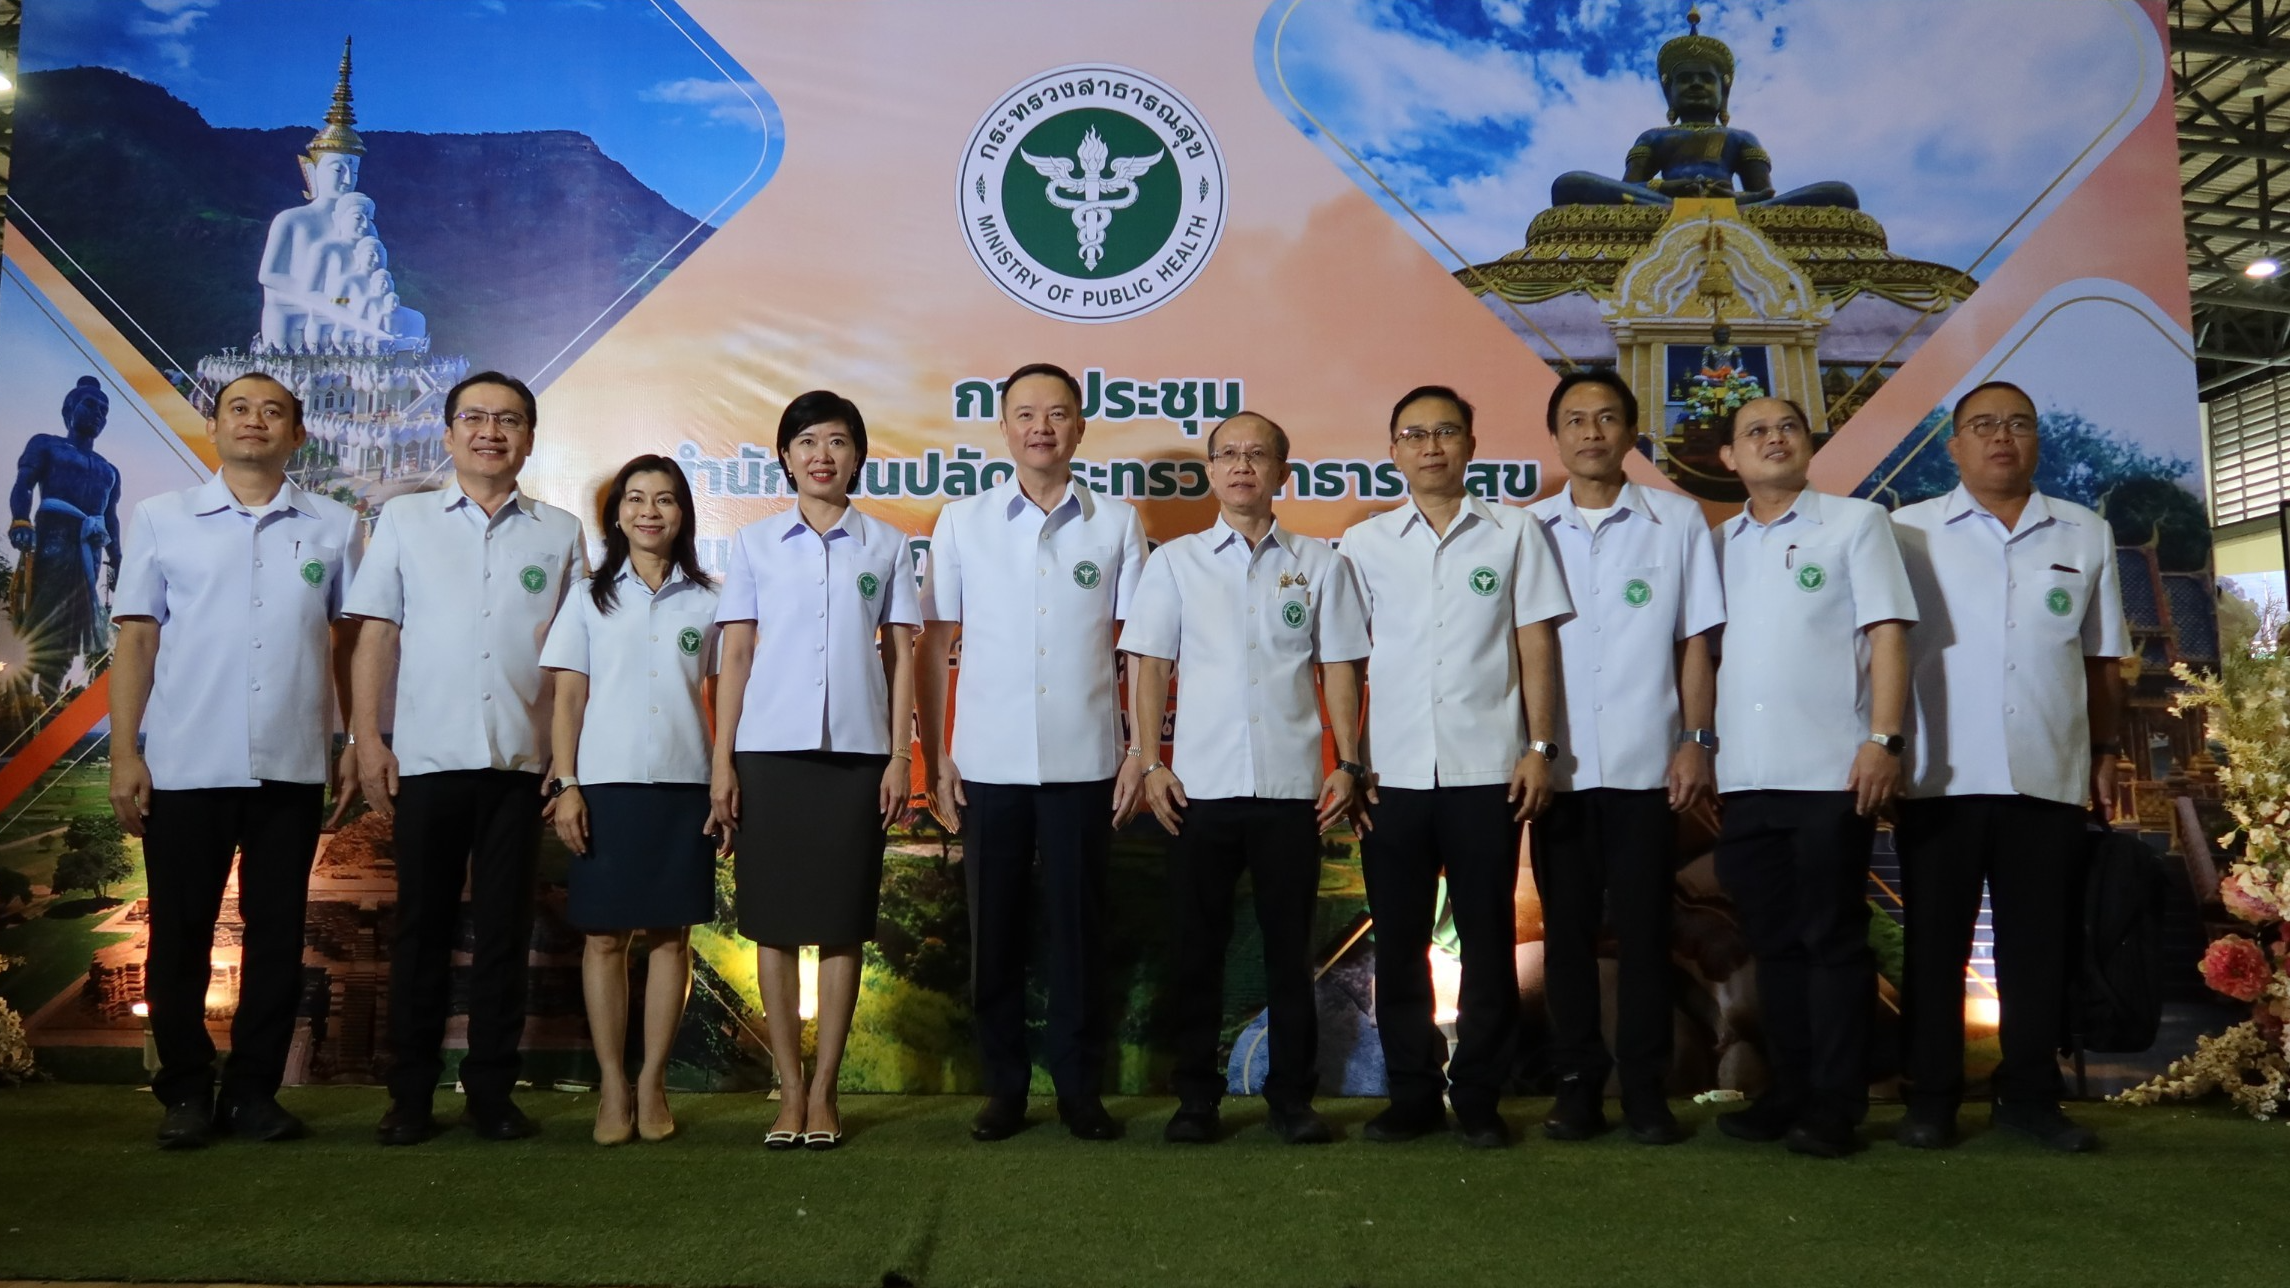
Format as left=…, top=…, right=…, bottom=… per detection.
left=112, top=475, right=362, bottom=790
left=541, top=567, right=721, bottom=785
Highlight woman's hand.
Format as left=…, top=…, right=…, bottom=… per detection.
left=552, top=785, right=589, bottom=856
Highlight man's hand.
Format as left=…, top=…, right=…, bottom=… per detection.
left=880, top=756, right=914, bottom=830
left=325, top=743, right=363, bottom=828
left=356, top=738, right=401, bottom=823
left=109, top=753, right=152, bottom=837
left=1508, top=752, right=1552, bottom=822
left=1350, top=772, right=1380, bottom=833
left=1846, top=742, right=1901, bottom=818
left=706, top=759, right=740, bottom=857
left=1315, top=768, right=1358, bottom=834
left=929, top=758, right=967, bottom=836
left=551, top=786, right=589, bottom=856
left=1112, top=753, right=1147, bottom=829
left=2092, top=753, right=2121, bottom=822
left=1142, top=765, right=1188, bottom=835
left=1666, top=742, right=1715, bottom=815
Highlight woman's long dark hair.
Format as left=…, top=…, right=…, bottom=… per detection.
left=591, top=454, right=713, bottom=615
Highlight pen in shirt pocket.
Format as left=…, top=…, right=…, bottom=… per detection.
left=1784, top=543, right=1798, bottom=570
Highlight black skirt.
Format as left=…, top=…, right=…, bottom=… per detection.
left=733, top=750, right=889, bottom=946
left=566, top=782, right=717, bottom=930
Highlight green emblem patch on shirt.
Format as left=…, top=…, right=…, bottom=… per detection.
left=520, top=564, right=547, bottom=594
left=857, top=571, right=881, bottom=601
left=1623, top=578, right=1652, bottom=607
left=2046, top=586, right=2074, bottom=617
left=1281, top=599, right=1307, bottom=629
left=678, top=627, right=703, bottom=656
left=1795, top=563, right=1826, bottom=593
left=1468, top=566, right=1501, bottom=597
left=300, top=559, right=325, bottom=587
left=1072, top=560, right=1102, bottom=590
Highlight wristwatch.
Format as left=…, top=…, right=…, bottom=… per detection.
left=546, top=775, right=580, bottom=798
left=1336, top=759, right=1369, bottom=779
left=1140, top=761, right=1167, bottom=778
left=1526, top=739, right=1560, bottom=761
left=1678, top=728, right=1719, bottom=753
left=1867, top=733, right=1905, bottom=755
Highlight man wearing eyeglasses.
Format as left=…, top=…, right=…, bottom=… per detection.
left=1889, top=380, right=2127, bottom=1154
left=1338, top=385, right=1571, bottom=1149
left=1119, top=412, right=1370, bottom=1146
left=1710, top=395, right=1916, bottom=1159
left=1526, top=371, right=1725, bottom=1148
left=345, top=371, right=586, bottom=1145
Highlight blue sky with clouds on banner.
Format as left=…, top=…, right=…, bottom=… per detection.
left=21, top=0, right=777, bottom=225
left=1260, top=0, right=2153, bottom=274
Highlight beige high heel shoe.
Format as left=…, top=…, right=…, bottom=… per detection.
left=594, top=1097, right=636, bottom=1147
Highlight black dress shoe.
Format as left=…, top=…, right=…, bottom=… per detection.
left=1454, top=1109, right=1512, bottom=1150
left=1992, top=1101, right=2099, bottom=1153
left=1784, top=1112, right=1862, bottom=1160
left=1624, top=1103, right=1689, bottom=1146
left=157, top=1099, right=214, bottom=1150
left=1266, top=1102, right=1333, bottom=1145
left=1362, top=1102, right=1447, bottom=1143
left=375, top=1102, right=438, bottom=1147
left=1058, top=1095, right=1120, bottom=1141
left=970, top=1095, right=1027, bottom=1142
left=1895, top=1110, right=1958, bottom=1151
left=1163, top=1103, right=1220, bottom=1144
left=217, top=1095, right=305, bottom=1142
left=1542, top=1098, right=1610, bottom=1142
left=1716, top=1095, right=1798, bottom=1144
left=460, top=1100, right=538, bottom=1141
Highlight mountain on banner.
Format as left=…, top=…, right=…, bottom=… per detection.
left=12, top=66, right=711, bottom=387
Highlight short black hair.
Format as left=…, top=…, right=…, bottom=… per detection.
left=1205, top=412, right=1291, bottom=461
left=211, top=371, right=304, bottom=427
left=1389, top=384, right=1474, bottom=438
left=1545, top=369, right=1638, bottom=434
left=1718, top=395, right=1810, bottom=442
left=777, top=389, right=869, bottom=490
left=1001, top=362, right=1084, bottom=412
left=1951, top=380, right=2035, bottom=429
left=445, top=371, right=538, bottom=430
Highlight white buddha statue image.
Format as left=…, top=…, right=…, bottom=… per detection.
left=258, top=41, right=367, bottom=352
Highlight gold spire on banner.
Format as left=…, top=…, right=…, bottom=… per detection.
left=306, top=37, right=366, bottom=159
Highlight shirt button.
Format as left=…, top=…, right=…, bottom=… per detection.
left=1038, top=607, right=1047, bottom=615
left=1249, top=606, right=1256, bottom=615
left=1592, top=664, right=1601, bottom=674
left=251, top=682, right=262, bottom=692
left=2006, top=662, right=2016, bottom=671
left=1250, top=715, right=1260, bottom=724
left=1039, top=647, right=1047, bottom=656
left=2008, top=580, right=2017, bottom=589
left=1434, top=696, right=1444, bottom=705
left=1594, top=703, right=1604, bottom=712
left=2007, top=705, right=2018, bottom=715
left=254, top=560, right=263, bottom=569
left=1592, top=586, right=1601, bottom=595
left=1250, top=678, right=1259, bottom=686
left=486, top=532, right=494, bottom=541
left=1754, top=703, right=1765, bottom=712
left=650, top=669, right=659, bottom=677
left=483, top=693, right=493, bottom=702
left=2007, top=621, right=2016, bottom=629
left=482, top=609, right=492, bottom=618
left=481, top=651, right=490, bottom=659
left=1434, top=620, right=1443, bottom=628
left=1038, top=686, right=1047, bottom=694
left=252, top=599, right=263, bottom=608
left=253, top=640, right=263, bottom=650
left=1248, top=642, right=1257, bottom=650
left=485, top=570, right=492, bottom=579
left=1038, top=567, right=1047, bottom=577
left=650, top=705, right=660, bottom=714
left=1592, top=625, right=1602, bottom=634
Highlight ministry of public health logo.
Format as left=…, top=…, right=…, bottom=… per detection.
left=1281, top=600, right=1307, bottom=629
left=1796, top=564, right=1826, bottom=593
left=520, top=565, right=547, bottom=594
left=857, top=572, right=881, bottom=602
left=959, top=64, right=1228, bottom=324
left=1623, top=578, right=1652, bottom=607
left=678, top=627, right=703, bottom=656
left=300, top=559, right=326, bottom=587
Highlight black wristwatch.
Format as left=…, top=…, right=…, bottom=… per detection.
left=546, top=776, right=579, bottom=798
left=1336, top=759, right=1369, bottom=779
left=1527, top=739, right=1561, bottom=761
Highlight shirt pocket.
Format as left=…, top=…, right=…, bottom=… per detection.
left=661, top=606, right=717, bottom=679
left=1267, top=587, right=1316, bottom=659
left=1612, top=561, right=1677, bottom=628
left=847, top=547, right=903, bottom=628
left=1780, top=537, right=1855, bottom=631
left=2032, top=565, right=2094, bottom=645
left=1050, top=541, right=1119, bottom=613
left=502, top=547, right=564, bottom=602
left=299, top=540, right=346, bottom=597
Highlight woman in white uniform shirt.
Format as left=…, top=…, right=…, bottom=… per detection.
left=712, top=391, right=920, bottom=1151
left=540, top=454, right=721, bottom=1146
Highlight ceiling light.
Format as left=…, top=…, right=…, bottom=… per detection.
left=2248, top=257, right=2283, bottom=279
left=2245, top=64, right=2273, bottom=97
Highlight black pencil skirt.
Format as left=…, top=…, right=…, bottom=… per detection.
left=733, top=750, right=890, bottom=946
left=566, top=782, right=717, bottom=931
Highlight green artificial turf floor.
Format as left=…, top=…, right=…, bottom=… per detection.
left=0, top=1086, right=2282, bottom=1287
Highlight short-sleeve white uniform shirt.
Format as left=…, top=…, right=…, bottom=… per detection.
left=540, top=567, right=721, bottom=785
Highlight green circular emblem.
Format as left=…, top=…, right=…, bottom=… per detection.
left=1468, top=566, right=1501, bottom=597
left=1622, top=578, right=1652, bottom=607
left=857, top=571, right=881, bottom=601
left=1072, top=560, right=1103, bottom=590
left=1795, top=563, right=1826, bottom=593
left=1281, top=599, right=1306, bottom=630
left=299, top=559, right=325, bottom=587
left=2046, top=586, right=2074, bottom=617
left=959, top=65, right=1229, bottom=322
left=519, top=564, right=547, bottom=594
left=678, top=627, right=703, bottom=656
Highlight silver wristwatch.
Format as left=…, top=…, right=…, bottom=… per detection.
left=1678, top=728, right=1719, bottom=753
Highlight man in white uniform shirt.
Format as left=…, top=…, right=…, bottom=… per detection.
left=917, top=362, right=1148, bottom=1142
left=1121, top=413, right=1370, bottom=1147
left=345, top=371, right=585, bottom=1145
left=1339, top=385, right=1572, bottom=1150
left=108, top=373, right=361, bottom=1148
left=1526, top=372, right=1724, bottom=1147
left=1710, top=395, right=1916, bottom=1159
left=1891, top=380, right=2127, bottom=1154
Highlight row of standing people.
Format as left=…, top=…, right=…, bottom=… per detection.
left=106, top=360, right=2121, bottom=1160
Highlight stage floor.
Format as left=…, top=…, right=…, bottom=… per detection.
left=0, top=1086, right=2276, bottom=1287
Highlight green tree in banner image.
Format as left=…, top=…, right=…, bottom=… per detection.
left=0, top=867, right=33, bottom=911
left=53, top=815, right=131, bottom=898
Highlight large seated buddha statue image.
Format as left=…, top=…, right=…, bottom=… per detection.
left=1458, top=8, right=1974, bottom=501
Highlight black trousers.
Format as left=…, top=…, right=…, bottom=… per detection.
left=1712, top=790, right=1876, bottom=1122
left=1896, top=794, right=2083, bottom=1113
left=1167, top=796, right=1322, bottom=1109
left=963, top=778, right=1113, bottom=1099
left=1533, top=787, right=1676, bottom=1109
left=386, top=769, right=542, bottom=1107
left=1359, top=784, right=1521, bottom=1117
left=141, top=783, right=323, bottom=1109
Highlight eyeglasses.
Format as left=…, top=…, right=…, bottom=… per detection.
left=1735, top=421, right=1808, bottom=445
left=1209, top=446, right=1278, bottom=467
left=1958, top=415, right=2038, bottom=440
left=1393, top=425, right=1468, bottom=447
left=452, top=409, right=528, bottom=432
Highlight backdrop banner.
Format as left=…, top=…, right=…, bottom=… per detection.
left=0, top=0, right=2202, bottom=1096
